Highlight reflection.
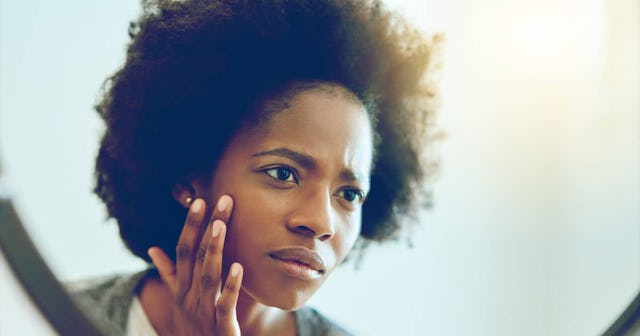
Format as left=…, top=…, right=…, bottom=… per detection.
left=58, top=0, right=439, bottom=333
left=0, top=0, right=638, bottom=335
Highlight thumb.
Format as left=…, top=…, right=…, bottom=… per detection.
left=148, top=247, right=178, bottom=295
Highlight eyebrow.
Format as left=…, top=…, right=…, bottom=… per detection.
left=339, top=170, right=361, bottom=183
left=252, top=147, right=366, bottom=184
left=252, top=147, right=316, bottom=169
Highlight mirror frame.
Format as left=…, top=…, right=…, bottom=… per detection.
left=0, top=161, right=637, bottom=335
left=0, top=197, right=104, bottom=335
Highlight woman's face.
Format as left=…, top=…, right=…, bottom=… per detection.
left=197, top=85, right=373, bottom=310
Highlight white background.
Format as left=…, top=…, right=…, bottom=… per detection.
left=1, top=0, right=638, bottom=335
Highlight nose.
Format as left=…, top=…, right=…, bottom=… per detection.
left=286, top=187, right=336, bottom=241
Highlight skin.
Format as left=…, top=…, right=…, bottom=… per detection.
left=145, top=84, right=374, bottom=336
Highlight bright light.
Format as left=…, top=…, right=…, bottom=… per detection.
left=505, top=1, right=606, bottom=69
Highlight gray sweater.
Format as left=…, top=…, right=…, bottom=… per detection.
left=69, top=269, right=353, bottom=336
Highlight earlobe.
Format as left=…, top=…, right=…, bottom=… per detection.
left=172, top=182, right=196, bottom=208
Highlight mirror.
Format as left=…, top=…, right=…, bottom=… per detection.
left=1, top=0, right=638, bottom=335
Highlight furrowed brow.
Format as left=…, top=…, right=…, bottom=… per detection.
left=340, top=169, right=369, bottom=189
left=340, top=169, right=360, bottom=183
left=252, top=147, right=316, bottom=169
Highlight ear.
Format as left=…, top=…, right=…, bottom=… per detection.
left=172, top=181, right=196, bottom=209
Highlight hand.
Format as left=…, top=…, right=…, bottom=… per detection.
left=148, top=195, right=244, bottom=335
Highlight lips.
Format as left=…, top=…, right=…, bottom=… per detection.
left=268, top=247, right=326, bottom=274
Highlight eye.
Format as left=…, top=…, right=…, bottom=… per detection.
left=264, top=166, right=298, bottom=183
left=338, top=188, right=365, bottom=203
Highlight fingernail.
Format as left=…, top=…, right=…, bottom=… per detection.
left=212, top=220, right=222, bottom=237
left=217, top=195, right=229, bottom=212
left=147, top=248, right=157, bottom=261
left=230, top=263, right=240, bottom=277
left=191, top=199, right=203, bottom=213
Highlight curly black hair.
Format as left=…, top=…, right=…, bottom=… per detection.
left=94, top=0, right=440, bottom=262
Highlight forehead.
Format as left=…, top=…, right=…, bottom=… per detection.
left=246, top=87, right=374, bottom=177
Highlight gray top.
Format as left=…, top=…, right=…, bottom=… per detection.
left=68, top=269, right=353, bottom=336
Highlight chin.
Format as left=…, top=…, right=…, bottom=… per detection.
left=244, top=283, right=316, bottom=311
left=273, top=290, right=311, bottom=311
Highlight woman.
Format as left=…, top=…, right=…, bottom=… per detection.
left=73, top=0, right=439, bottom=335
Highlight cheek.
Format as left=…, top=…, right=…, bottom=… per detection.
left=229, top=183, right=291, bottom=228
left=211, top=161, right=280, bottom=227
left=221, top=181, right=289, bottom=253
left=332, top=213, right=362, bottom=263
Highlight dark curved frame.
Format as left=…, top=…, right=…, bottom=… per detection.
left=0, top=198, right=105, bottom=336
left=0, top=173, right=638, bottom=335
left=603, top=289, right=640, bottom=335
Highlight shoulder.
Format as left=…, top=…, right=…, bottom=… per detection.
left=65, top=269, right=152, bottom=335
left=295, top=306, right=355, bottom=336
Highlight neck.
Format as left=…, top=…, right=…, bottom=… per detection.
left=139, top=274, right=295, bottom=336
left=235, top=289, right=294, bottom=336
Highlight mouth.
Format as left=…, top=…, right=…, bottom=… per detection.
left=268, top=247, right=326, bottom=280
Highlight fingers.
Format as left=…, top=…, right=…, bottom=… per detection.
left=210, top=194, right=233, bottom=226
left=148, top=247, right=177, bottom=294
left=188, top=196, right=234, bottom=306
left=215, top=263, right=244, bottom=335
left=198, top=220, right=226, bottom=317
left=174, top=198, right=208, bottom=303
left=161, top=193, right=240, bottom=335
